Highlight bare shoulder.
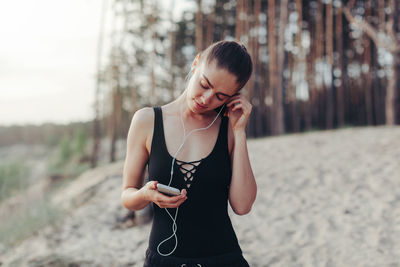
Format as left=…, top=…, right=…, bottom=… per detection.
left=128, top=107, right=154, bottom=154
left=129, top=107, right=154, bottom=134
left=132, top=106, right=153, bottom=120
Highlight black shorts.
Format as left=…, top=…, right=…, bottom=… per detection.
left=143, top=247, right=250, bottom=267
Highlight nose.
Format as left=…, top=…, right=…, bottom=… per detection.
left=200, top=89, right=214, bottom=104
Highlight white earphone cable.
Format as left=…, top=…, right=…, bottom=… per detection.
left=157, top=99, right=225, bottom=256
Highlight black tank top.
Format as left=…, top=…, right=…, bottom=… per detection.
left=147, top=106, right=242, bottom=257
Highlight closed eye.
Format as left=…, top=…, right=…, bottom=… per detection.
left=199, top=81, right=225, bottom=101
left=200, top=82, right=208, bottom=89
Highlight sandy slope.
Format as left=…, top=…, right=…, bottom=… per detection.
left=1, top=126, right=399, bottom=267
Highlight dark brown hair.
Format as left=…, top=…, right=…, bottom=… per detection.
left=200, top=40, right=253, bottom=91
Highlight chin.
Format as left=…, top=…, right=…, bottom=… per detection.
left=191, top=99, right=204, bottom=111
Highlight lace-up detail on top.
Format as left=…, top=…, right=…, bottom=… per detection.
left=175, top=159, right=202, bottom=189
left=148, top=107, right=241, bottom=258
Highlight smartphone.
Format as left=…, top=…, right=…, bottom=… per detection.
left=156, top=183, right=181, bottom=196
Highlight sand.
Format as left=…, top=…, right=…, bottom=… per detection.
left=1, top=126, right=399, bottom=267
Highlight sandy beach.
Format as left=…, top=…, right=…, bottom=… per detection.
left=1, top=126, right=399, bottom=266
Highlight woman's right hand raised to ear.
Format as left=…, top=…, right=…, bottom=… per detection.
left=143, top=181, right=187, bottom=209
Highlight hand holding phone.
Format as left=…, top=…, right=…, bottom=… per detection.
left=156, top=183, right=181, bottom=196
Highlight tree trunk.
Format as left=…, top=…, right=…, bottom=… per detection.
left=267, top=0, right=277, bottom=134
left=168, top=0, right=176, bottom=101
left=395, top=0, right=400, bottom=124
left=196, top=0, right=203, bottom=52
left=289, top=0, right=302, bottom=133
left=363, top=0, right=373, bottom=125
left=385, top=0, right=398, bottom=125
left=206, top=9, right=215, bottom=46
left=235, top=0, right=243, bottom=41
left=149, top=3, right=157, bottom=105
left=287, top=52, right=297, bottom=132
left=305, top=1, right=315, bottom=130
left=395, top=51, right=400, bottom=124
left=253, top=0, right=264, bottom=137
left=325, top=0, right=334, bottom=129
left=108, top=1, right=119, bottom=163
left=315, top=0, right=324, bottom=128
left=371, top=42, right=382, bottom=124
left=386, top=56, right=397, bottom=125
left=274, top=0, right=287, bottom=135
left=91, top=0, right=108, bottom=168
left=246, top=0, right=258, bottom=137
left=335, top=1, right=345, bottom=127
left=109, top=63, right=121, bottom=163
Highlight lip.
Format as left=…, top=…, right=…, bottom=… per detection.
left=194, top=100, right=206, bottom=109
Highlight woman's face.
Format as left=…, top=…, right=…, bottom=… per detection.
left=186, top=59, right=239, bottom=114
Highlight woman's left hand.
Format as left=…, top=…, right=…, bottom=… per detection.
left=225, top=94, right=252, bottom=133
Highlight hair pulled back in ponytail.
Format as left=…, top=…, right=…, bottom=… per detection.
left=199, top=40, right=253, bottom=91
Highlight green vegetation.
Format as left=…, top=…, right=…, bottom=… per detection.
left=0, top=161, right=28, bottom=202
left=73, top=127, right=89, bottom=155
left=0, top=195, right=64, bottom=248
left=48, top=127, right=91, bottom=180
left=0, top=121, right=94, bottom=147
left=0, top=126, right=93, bottom=251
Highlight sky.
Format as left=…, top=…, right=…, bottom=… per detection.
left=0, top=0, right=196, bottom=127
left=0, top=0, right=105, bottom=126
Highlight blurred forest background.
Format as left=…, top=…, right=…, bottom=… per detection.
left=1, top=0, right=400, bottom=253
left=94, top=0, right=400, bottom=166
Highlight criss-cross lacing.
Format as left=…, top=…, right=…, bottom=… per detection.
left=175, top=159, right=202, bottom=189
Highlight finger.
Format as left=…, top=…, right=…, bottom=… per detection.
left=147, top=180, right=158, bottom=190
left=226, top=94, right=242, bottom=104
left=232, top=103, right=248, bottom=114
left=225, top=98, right=235, bottom=106
left=226, top=99, right=243, bottom=108
left=158, top=193, right=186, bottom=204
left=166, top=196, right=188, bottom=208
left=232, top=102, right=252, bottom=112
left=167, top=193, right=187, bottom=203
left=155, top=192, right=178, bottom=204
left=159, top=194, right=187, bottom=208
left=231, top=103, right=245, bottom=112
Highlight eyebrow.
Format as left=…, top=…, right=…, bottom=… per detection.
left=202, top=74, right=235, bottom=97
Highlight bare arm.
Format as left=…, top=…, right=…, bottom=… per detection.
left=121, top=107, right=187, bottom=211
left=228, top=130, right=257, bottom=215
left=226, top=95, right=257, bottom=215
left=121, top=107, right=153, bottom=210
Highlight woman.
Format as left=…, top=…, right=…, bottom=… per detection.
left=121, top=40, right=257, bottom=267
